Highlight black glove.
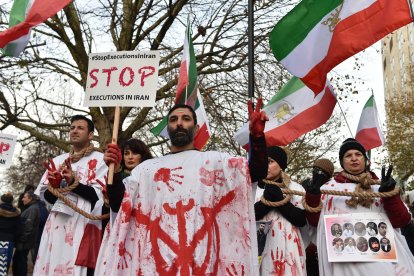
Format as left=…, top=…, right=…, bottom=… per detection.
left=263, top=184, right=284, bottom=202
left=307, top=167, right=330, bottom=194
left=254, top=183, right=284, bottom=220
left=379, top=165, right=396, bottom=193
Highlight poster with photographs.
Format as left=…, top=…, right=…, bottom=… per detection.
left=324, top=213, right=397, bottom=262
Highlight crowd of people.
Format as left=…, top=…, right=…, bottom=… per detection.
left=0, top=101, right=413, bottom=275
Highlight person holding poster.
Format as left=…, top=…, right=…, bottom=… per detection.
left=95, top=101, right=268, bottom=275
left=305, top=138, right=414, bottom=275
left=34, top=115, right=108, bottom=276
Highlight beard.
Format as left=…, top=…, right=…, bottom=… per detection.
left=167, top=125, right=196, bottom=147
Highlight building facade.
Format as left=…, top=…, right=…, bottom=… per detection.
left=382, top=24, right=414, bottom=101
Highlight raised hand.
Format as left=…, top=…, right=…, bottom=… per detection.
left=43, top=158, right=62, bottom=188
left=307, top=167, right=331, bottom=194
left=248, top=98, right=269, bottom=138
left=379, top=165, right=396, bottom=193
left=104, top=143, right=122, bottom=171
left=61, top=158, right=74, bottom=185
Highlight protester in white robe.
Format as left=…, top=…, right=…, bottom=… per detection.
left=96, top=102, right=268, bottom=275
left=305, top=138, right=414, bottom=276
left=34, top=115, right=107, bottom=276
left=253, top=146, right=315, bottom=276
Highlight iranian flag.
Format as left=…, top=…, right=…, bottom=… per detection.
left=2, top=0, right=33, bottom=57
left=234, top=77, right=336, bottom=147
left=355, top=95, right=384, bottom=151
left=0, top=0, right=73, bottom=50
left=270, top=0, right=412, bottom=94
left=150, top=23, right=211, bottom=150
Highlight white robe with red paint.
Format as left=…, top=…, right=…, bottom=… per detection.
left=317, top=180, right=414, bottom=276
left=34, top=151, right=107, bottom=276
left=96, top=150, right=259, bottom=275
left=255, top=181, right=307, bottom=276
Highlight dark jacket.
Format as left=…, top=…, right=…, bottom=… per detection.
left=35, top=200, right=49, bottom=243
left=0, top=203, right=21, bottom=242
left=16, top=200, right=40, bottom=251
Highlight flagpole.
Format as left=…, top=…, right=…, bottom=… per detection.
left=408, top=0, right=414, bottom=23
left=337, top=100, right=354, bottom=138
left=248, top=0, right=254, bottom=101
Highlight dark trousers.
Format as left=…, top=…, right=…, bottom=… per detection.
left=12, top=249, right=29, bottom=276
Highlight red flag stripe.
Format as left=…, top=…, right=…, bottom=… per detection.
left=0, top=0, right=73, bottom=48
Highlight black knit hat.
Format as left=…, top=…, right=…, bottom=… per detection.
left=1, top=193, right=13, bottom=204
left=267, top=146, right=288, bottom=171
left=339, top=138, right=368, bottom=168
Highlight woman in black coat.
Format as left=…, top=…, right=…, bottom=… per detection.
left=0, top=192, right=21, bottom=274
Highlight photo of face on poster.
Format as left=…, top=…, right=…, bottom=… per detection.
left=366, top=222, right=378, bottom=236
left=332, top=238, right=344, bottom=252
left=343, top=223, right=354, bottom=237
left=354, top=222, right=366, bottom=236
left=331, top=223, right=343, bottom=237
left=378, top=222, right=388, bottom=237
left=357, top=237, right=368, bottom=252
left=380, top=237, right=392, bottom=253
left=369, top=237, right=380, bottom=252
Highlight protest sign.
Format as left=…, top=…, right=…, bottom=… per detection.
left=0, top=133, right=17, bottom=168
left=324, top=213, right=397, bottom=262
left=85, top=51, right=160, bottom=107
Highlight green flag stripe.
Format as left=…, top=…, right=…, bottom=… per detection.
left=150, top=116, right=168, bottom=136
left=9, top=0, right=31, bottom=26
left=364, top=95, right=374, bottom=108
left=176, top=24, right=198, bottom=103
left=265, top=77, right=305, bottom=107
left=270, top=0, right=342, bottom=61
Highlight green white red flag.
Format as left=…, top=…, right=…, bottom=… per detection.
left=355, top=95, right=384, bottom=151
left=0, top=0, right=73, bottom=50
left=1, top=0, right=33, bottom=57
left=270, top=0, right=412, bottom=94
left=234, top=77, right=337, bottom=147
left=151, top=23, right=211, bottom=150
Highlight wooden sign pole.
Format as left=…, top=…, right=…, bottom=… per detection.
left=107, top=106, right=120, bottom=185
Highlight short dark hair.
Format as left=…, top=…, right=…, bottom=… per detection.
left=70, top=115, right=94, bottom=132
left=167, top=104, right=197, bottom=125
left=121, top=138, right=153, bottom=168
left=24, top=184, right=35, bottom=192
left=24, top=190, right=35, bottom=201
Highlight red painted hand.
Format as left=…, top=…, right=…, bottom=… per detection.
left=96, top=177, right=108, bottom=199
left=42, top=158, right=62, bottom=188
left=104, top=143, right=122, bottom=171
left=61, top=158, right=74, bottom=185
left=248, top=98, right=269, bottom=138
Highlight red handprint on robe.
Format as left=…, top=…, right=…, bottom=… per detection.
left=199, top=167, right=226, bottom=187
left=53, top=261, right=73, bottom=275
left=131, top=190, right=236, bottom=275
left=228, top=158, right=248, bottom=178
left=226, top=263, right=245, bottom=276
left=270, top=248, right=287, bottom=276
left=63, top=222, right=74, bottom=246
left=87, top=159, right=97, bottom=184
left=153, top=166, right=184, bottom=191
left=117, top=240, right=132, bottom=270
